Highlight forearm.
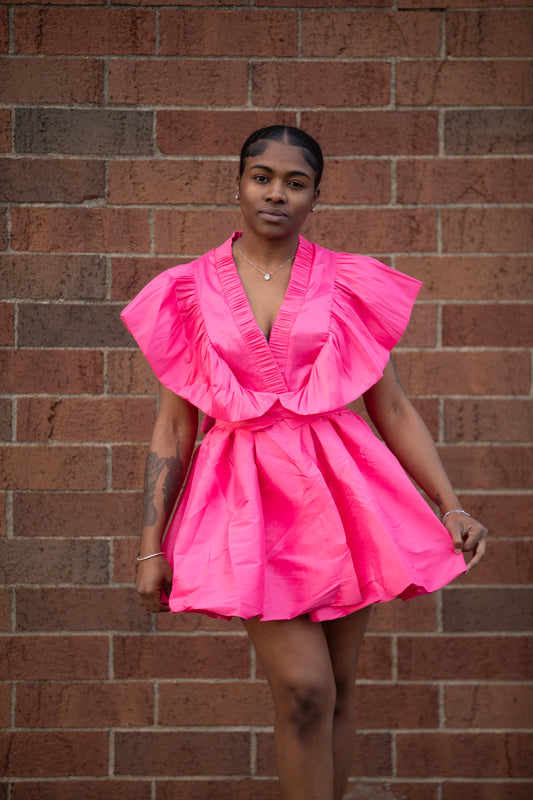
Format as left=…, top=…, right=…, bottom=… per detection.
left=373, top=401, right=460, bottom=514
left=139, top=391, right=198, bottom=556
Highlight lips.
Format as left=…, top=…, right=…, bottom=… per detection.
left=259, top=208, right=288, bottom=222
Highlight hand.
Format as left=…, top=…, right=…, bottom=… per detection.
left=444, top=512, right=488, bottom=571
left=136, top=555, right=173, bottom=612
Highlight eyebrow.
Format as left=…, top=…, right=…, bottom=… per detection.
left=249, top=164, right=312, bottom=180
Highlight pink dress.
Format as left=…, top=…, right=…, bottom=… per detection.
left=121, top=233, right=466, bottom=621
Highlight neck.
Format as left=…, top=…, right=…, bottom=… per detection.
left=237, top=231, right=299, bottom=269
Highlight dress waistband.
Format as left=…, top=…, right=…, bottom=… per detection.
left=201, top=406, right=348, bottom=434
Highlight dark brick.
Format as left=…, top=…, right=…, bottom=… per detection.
left=445, top=109, right=533, bottom=154
left=0, top=539, right=109, bottom=586
left=1, top=254, right=107, bottom=300
left=15, top=108, right=153, bottom=156
left=443, top=588, right=533, bottom=633
left=0, top=157, right=105, bottom=203
left=17, top=303, right=132, bottom=348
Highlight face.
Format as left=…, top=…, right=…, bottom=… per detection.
left=237, top=140, right=319, bottom=241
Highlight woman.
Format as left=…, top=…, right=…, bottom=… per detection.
left=121, top=125, right=487, bottom=800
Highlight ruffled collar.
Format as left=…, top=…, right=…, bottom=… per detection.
left=215, top=232, right=315, bottom=390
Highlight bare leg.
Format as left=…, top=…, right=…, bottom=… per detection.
left=243, top=615, right=337, bottom=800
left=323, top=606, right=372, bottom=800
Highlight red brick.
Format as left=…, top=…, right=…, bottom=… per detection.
left=116, top=730, right=250, bottom=776
left=396, top=732, right=532, bottom=778
left=0, top=492, right=6, bottom=537
left=445, top=399, right=533, bottom=443
left=1, top=254, right=107, bottom=300
left=157, top=110, right=296, bottom=155
left=458, top=493, right=532, bottom=539
left=257, top=730, right=392, bottom=777
left=443, top=304, right=533, bottom=347
left=319, top=159, right=390, bottom=204
left=0, top=683, right=10, bottom=726
left=15, top=8, right=155, bottom=55
left=11, top=207, right=150, bottom=253
left=305, top=208, right=436, bottom=253
left=395, top=351, right=530, bottom=396
left=0, top=303, right=13, bottom=345
left=445, top=109, right=533, bottom=155
left=302, top=110, right=438, bottom=155
left=111, top=257, right=179, bottom=300
left=11, top=783, right=151, bottom=800
left=13, top=491, right=142, bottom=539
left=357, top=684, right=438, bottom=729
left=108, top=159, right=236, bottom=205
left=400, top=0, right=531, bottom=6
left=368, top=594, right=437, bottom=633
left=0, top=57, right=103, bottom=103
left=108, top=58, right=247, bottom=105
left=15, top=108, right=153, bottom=156
left=448, top=10, right=533, bottom=57
left=1, top=538, right=108, bottom=585
left=157, top=611, right=243, bottom=634
left=302, top=10, right=441, bottom=57
left=0, top=731, right=108, bottom=778
left=445, top=684, right=533, bottom=729
left=159, top=681, right=274, bottom=727
left=397, top=158, right=533, bottom=204
left=0, top=636, right=108, bottom=680
left=114, top=634, right=250, bottom=679
left=0, top=588, right=10, bottom=631
left=397, top=255, right=533, bottom=301
left=0, top=157, right=105, bottom=203
left=443, top=587, right=532, bottom=632
left=0, top=445, right=106, bottom=490
left=16, top=587, right=151, bottom=632
left=0, top=350, right=103, bottom=394
left=440, top=445, right=532, bottom=491
left=397, top=60, right=533, bottom=106
left=160, top=9, right=297, bottom=56
left=107, top=351, right=158, bottom=395
left=253, top=61, right=390, bottom=107
left=112, top=444, right=146, bottom=489
left=442, top=781, right=533, bottom=800
left=113, top=537, right=144, bottom=584
left=0, top=109, right=10, bottom=152
left=398, top=635, right=532, bottom=680
left=400, top=304, right=437, bottom=348
left=0, top=7, right=7, bottom=52
left=16, top=680, right=153, bottom=728
left=156, top=780, right=281, bottom=800
left=18, top=304, right=131, bottom=348
left=17, top=397, right=155, bottom=443
left=154, top=209, right=242, bottom=255
left=442, top=208, right=533, bottom=253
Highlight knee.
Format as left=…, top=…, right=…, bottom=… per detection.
left=275, top=673, right=336, bottom=737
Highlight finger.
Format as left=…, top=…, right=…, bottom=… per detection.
left=467, top=537, right=488, bottom=571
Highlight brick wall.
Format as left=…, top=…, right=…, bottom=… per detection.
left=1, top=1, right=532, bottom=798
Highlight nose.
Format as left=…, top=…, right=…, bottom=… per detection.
left=266, top=180, right=286, bottom=203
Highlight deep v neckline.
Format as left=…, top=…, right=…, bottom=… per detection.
left=216, top=233, right=313, bottom=385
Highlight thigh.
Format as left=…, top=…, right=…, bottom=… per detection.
left=243, top=615, right=334, bottom=691
left=322, top=605, right=372, bottom=686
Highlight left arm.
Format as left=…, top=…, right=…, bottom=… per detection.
left=363, top=358, right=487, bottom=569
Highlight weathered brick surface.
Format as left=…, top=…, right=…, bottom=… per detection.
left=2, top=2, right=531, bottom=796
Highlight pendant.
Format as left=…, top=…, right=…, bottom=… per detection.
left=264, top=274, right=271, bottom=281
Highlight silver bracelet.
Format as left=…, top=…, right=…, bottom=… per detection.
left=442, top=509, right=471, bottom=524
left=136, top=551, right=164, bottom=562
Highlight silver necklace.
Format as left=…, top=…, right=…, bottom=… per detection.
left=235, top=241, right=295, bottom=281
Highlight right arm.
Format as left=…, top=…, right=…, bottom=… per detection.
left=136, top=383, right=198, bottom=612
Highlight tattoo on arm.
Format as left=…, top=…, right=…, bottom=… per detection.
left=143, top=444, right=184, bottom=526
